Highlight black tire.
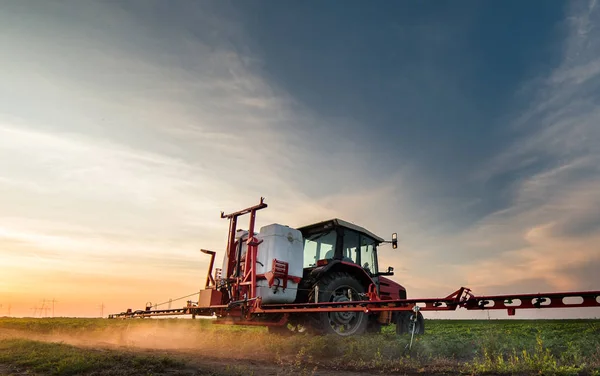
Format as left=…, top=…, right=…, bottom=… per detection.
left=308, top=272, right=369, bottom=336
left=396, top=311, right=425, bottom=335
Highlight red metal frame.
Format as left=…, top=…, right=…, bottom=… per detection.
left=109, top=198, right=600, bottom=325
left=251, top=287, right=600, bottom=315
left=263, top=259, right=302, bottom=290
left=461, top=289, right=600, bottom=316
left=109, top=287, right=600, bottom=320
left=220, top=197, right=267, bottom=302
left=200, top=249, right=216, bottom=289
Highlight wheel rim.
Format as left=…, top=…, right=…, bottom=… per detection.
left=326, top=285, right=365, bottom=336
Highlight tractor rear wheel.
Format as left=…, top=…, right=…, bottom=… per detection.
left=308, top=272, right=368, bottom=336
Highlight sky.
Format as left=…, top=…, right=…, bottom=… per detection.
left=0, top=0, right=599, bottom=319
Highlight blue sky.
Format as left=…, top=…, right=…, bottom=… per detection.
left=0, top=0, right=599, bottom=318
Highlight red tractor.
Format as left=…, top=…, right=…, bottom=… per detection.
left=284, top=218, right=424, bottom=336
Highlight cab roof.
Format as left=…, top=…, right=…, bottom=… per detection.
left=296, top=218, right=385, bottom=243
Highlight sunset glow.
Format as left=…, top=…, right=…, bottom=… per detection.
left=1, top=1, right=599, bottom=319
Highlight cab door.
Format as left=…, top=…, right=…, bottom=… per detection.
left=341, top=229, right=380, bottom=291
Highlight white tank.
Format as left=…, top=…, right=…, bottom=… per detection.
left=256, top=223, right=303, bottom=304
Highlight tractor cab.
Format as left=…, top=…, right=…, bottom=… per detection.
left=296, top=219, right=404, bottom=303
left=298, top=218, right=384, bottom=276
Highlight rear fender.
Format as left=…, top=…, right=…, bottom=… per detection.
left=308, top=260, right=376, bottom=293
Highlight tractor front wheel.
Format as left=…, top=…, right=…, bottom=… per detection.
left=309, top=272, right=369, bottom=336
left=396, top=311, right=425, bottom=335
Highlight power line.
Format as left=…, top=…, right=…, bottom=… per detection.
left=155, top=291, right=202, bottom=308
left=38, top=299, right=53, bottom=317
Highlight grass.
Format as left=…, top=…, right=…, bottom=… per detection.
left=1, top=317, right=599, bottom=375
left=0, top=338, right=185, bottom=376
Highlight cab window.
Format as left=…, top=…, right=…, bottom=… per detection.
left=342, top=229, right=359, bottom=264
left=360, top=236, right=377, bottom=275
left=303, top=230, right=336, bottom=267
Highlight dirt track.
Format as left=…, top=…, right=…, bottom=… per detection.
left=0, top=329, right=405, bottom=375
left=145, top=349, right=385, bottom=376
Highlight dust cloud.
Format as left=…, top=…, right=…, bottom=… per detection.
left=0, top=322, right=277, bottom=361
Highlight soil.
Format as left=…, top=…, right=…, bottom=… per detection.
left=0, top=329, right=422, bottom=376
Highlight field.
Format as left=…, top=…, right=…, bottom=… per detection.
left=1, top=317, right=599, bottom=375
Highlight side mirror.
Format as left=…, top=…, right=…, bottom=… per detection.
left=375, top=266, right=395, bottom=277
left=392, top=233, right=398, bottom=249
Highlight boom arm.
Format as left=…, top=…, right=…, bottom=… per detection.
left=109, top=287, right=600, bottom=319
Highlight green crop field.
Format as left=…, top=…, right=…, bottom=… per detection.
left=1, top=317, right=599, bottom=375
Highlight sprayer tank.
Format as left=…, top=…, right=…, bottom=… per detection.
left=255, top=224, right=303, bottom=304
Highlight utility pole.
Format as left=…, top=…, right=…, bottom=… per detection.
left=50, top=298, right=58, bottom=317
left=98, top=303, right=105, bottom=318
left=39, top=299, right=46, bottom=317
left=30, top=306, right=38, bottom=317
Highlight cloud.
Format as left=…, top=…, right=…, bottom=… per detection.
left=449, top=0, right=600, bottom=295
left=460, top=221, right=600, bottom=292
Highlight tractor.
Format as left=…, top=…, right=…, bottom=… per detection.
left=270, top=218, right=424, bottom=336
